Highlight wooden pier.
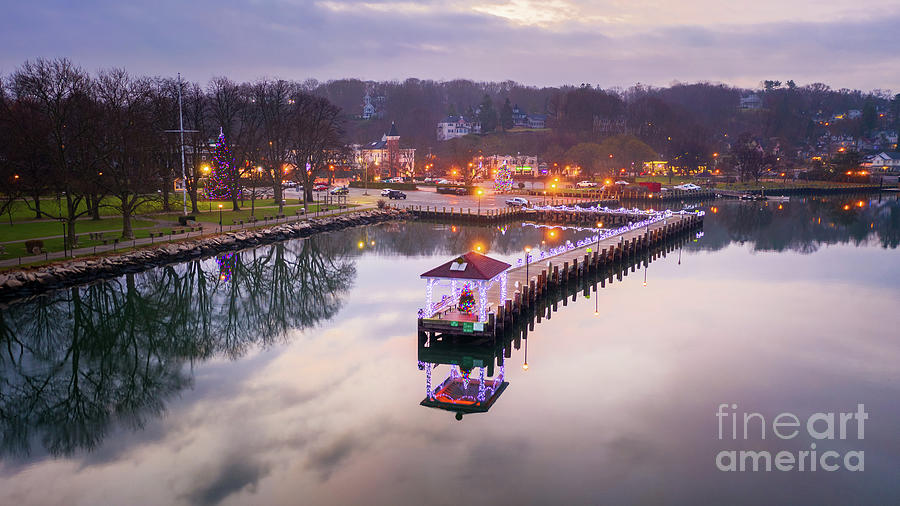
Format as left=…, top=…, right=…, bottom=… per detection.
left=401, top=203, right=677, bottom=227
left=417, top=211, right=704, bottom=341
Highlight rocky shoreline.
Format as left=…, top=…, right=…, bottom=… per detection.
left=0, top=208, right=411, bottom=305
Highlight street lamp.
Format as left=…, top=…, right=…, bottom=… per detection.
left=364, top=161, right=370, bottom=196
left=596, top=221, right=603, bottom=251
left=524, top=245, right=532, bottom=281
left=476, top=189, right=483, bottom=215
left=218, top=204, right=223, bottom=232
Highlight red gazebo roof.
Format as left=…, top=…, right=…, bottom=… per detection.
left=420, top=251, right=511, bottom=281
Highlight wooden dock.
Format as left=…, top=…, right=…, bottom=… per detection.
left=401, top=202, right=676, bottom=227
left=417, top=211, right=704, bottom=341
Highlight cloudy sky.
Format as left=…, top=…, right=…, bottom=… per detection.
left=2, top=0, right=899, bottom=91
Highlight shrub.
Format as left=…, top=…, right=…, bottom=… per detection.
left=517, top=182, right=525, bottom=189
left=24, top=239, right=44, bottom=254
left=376, top=199, right=387, bottom=209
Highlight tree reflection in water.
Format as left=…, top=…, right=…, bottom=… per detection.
left=690, top=195, right=900, bottom=253
left=0, top=237, right=354, bottom=458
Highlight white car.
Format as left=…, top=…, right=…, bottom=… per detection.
left=505, top=197, right=529, bottom=207
left=380, top=188, right=393, bottom=196
left=386, top=177, right=404, bottom=183
left=614, top=180, right=630, bottom=186
left=576, top=180, right=599, bottom=188
left=675, top=183, right=702, bottom=191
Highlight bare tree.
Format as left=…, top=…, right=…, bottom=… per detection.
left=12, top=58, right=100, bottom=249
left=0, top=77, right=50, bottom=220
left=286, top=93, right=344, bottom=213
left=252, top=79, right=295, bottom=214
left=95, top=69, right=162, bottom=238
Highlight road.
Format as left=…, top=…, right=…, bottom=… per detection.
left=295, top=186, right=591, bottom=212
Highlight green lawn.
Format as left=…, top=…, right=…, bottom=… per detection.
left=0, top=223, right=187, bottom=260
left=0, top=218, right=156, bottom=242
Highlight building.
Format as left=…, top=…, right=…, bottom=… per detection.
left=865, top=152, right=900, bottom=173
left=361, top=92, right=376, bottom=119
left=740, top=94, right=762, bottom=110
left=356, top=122, right=416, bottom=178
left=527, top=114, right=547, bottom=129
left=512, top=105, right=528, bottom=127
left=482, top=154, right=538, bottom=176
left=437, top=116, right=480, bottom=141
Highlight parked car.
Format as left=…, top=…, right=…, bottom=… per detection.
left=675, top=183, right=702, bottom=191
left=387, top=190, right=407, bottom=200
left=576, top=180, right=598, bottom=188
left=506, top=197, right=529, bottom=207
left=313, top=183, right=329, bottom=191
left=380, top=188, right=393, bottom=196
left=423, top=177, right=435, bottom=183
left=386, top=177, right=404, bottom=183
left=330, top=186, right=348, bottom=195
left=436, top=178, right=452, bottom=185
left=614, top=180, right=630, bottom=186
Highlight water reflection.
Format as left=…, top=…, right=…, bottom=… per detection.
left=0, top=195, right=898, bottom=505
left=695, top=195, right=900, bottom=252
left=0, top=238, right=354, bottom=458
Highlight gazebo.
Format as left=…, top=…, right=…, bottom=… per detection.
left=419, top=251, right=510, bottom=324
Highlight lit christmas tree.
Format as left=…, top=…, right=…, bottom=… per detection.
left=458, top=283, right=476, bottom=314
left=207, top=129, right=235, bottom=200
left=494, top=165, right=514, bottom=192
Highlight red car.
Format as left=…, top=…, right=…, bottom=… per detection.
left=313, top=184, right=329, bottom=191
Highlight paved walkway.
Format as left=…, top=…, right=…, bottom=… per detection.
left=0, top=205, right=373, bottom=268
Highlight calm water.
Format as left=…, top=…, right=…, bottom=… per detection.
left=1, top=195, right=899, bottom=506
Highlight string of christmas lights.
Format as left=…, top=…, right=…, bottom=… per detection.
left=207, top=131, right=236, bottom=200
left=494, top=165, right=514, bottom=192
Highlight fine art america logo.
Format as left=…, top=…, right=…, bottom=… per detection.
left=715, top=403, right=867, bottom=472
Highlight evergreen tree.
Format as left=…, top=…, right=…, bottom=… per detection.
left=500, top=98, right=514, bottom=131
left=458, top=284, right=476, bottom=314
left=207, top=130, right=236, bottom=200
left=478, top=94, right=497, bottom=133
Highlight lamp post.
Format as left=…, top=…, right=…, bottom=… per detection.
left=476, top=189, right=483, bottom=215
left=218, top=204, right=223, bottom=233
left=61, top=219, right=67, bottom=257
left=524, top=245, right=532, bottom=282
left=364, top=161, right=369, bottom=196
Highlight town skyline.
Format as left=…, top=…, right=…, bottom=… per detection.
left=2, top=1, right=899, bottom=92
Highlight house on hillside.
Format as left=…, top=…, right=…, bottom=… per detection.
left=527, top=114, right=547, bottom=129
left=437, top=116, right=481, bottom=141
left=740, top=94, right=762, bottom=110
left=512, top=105, right=528, bottom=127
left=865, top=152, right=900, bottom=173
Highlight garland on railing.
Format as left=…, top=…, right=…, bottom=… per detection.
left=514, top=208, right=704, bottom=267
